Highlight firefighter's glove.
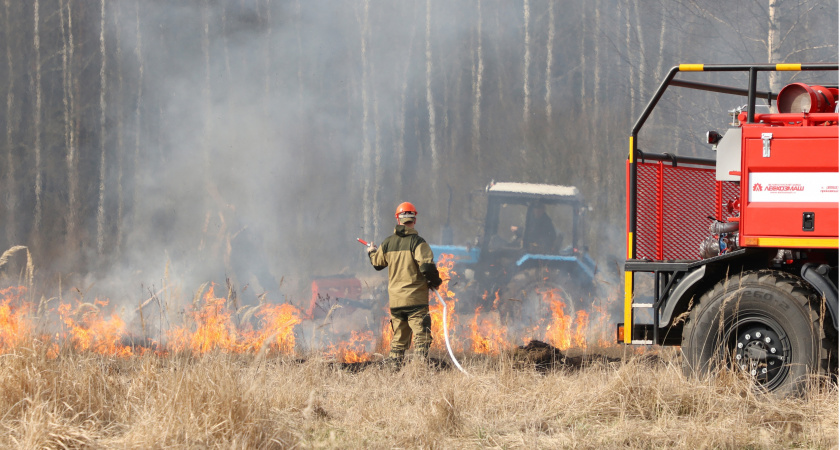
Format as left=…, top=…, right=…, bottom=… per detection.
left=428, top=277, right=443, bottom=290
left=366, top=243, right=377, bottom=254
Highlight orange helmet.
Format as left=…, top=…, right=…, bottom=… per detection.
left=395, top=202, right=418, bottom=224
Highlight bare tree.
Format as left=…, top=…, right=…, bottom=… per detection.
left=114, top=0, right=125, bottom=256
left=133, top=0, right=143, bottom=229
left=359, top=0, right=372, bottom=238
left=767, top=0, right=782, bottom=91
left=579, top=2, right=587, bottom=117
left=655, top=6, right=667, bottom=80
left=522, top=0, right=531, bottom=135
left=624, top=0, right=635, bottom=120
left=470, top=0, right=483, bottom=178
left=632, top=0, right=647, bottom=111
left=32, top=0, right=43, bottom=250
left=4, top=0, right=17, bottom=246
left=59, top=0, right=78, bottom=252
left=396, top=5, right=417, bottom=202
left=544, top=0, right=554, bottom=122
left=425, top=0, right=438, bottom=204
left=96, top=0, right=107, bottom=256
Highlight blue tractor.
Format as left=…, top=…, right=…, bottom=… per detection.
left=430, top=182, right=597, bottom=332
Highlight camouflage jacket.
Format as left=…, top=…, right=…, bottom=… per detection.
left=369, top=225, right=442, bottom=308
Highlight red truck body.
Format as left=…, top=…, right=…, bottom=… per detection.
left=621, top=63, right=838, bottom=394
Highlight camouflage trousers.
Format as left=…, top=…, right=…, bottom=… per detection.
left=388, top=305, right=432, bottom=360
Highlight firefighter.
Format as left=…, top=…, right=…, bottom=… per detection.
left=366, top=202, right=443, bottom=368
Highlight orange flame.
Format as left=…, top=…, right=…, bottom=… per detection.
left=0, top=287, right=30, bottom=352
left=377, top=313, right=392, bottom=354
left=168, top=284, right=302, bottom=355
left=469, top=306, right=509, bottom=355
left=326, top=330, right=375, bottom=363
left=246, top=302, right=302, bottom=354
left=544, top=290, right=572, bottom=350
left=0, top=256, right=620, bottom=360
left=573, top=310, right=589, bottom=349
left=58, top=299, right=133, bottom=357
left=168, top=286, right=238, bottom=354
left=429, top=254, right=462, bottom=352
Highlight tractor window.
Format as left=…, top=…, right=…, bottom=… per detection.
left=489, top=203, right=527, bottom=250
left=544, top=203, right=575, bottom=252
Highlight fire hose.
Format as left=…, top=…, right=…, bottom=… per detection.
left=432, top=287, right=469, bottom=375
left=358, top=237, right=468, bottom=375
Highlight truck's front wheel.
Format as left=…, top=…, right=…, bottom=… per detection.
left=681, top=270, right=830, bottom=395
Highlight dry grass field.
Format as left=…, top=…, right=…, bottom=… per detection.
left=0, top=247, right=835, bottom=448
left=0, top=344, right=835, bottom=449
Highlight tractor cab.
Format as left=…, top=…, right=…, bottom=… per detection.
left=481, top=182, right=586, bottom=268
left=430, top=182, right=596, bottom=307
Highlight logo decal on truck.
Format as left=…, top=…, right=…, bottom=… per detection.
left=763, top=184, right=804, bottom=193
left=748, top=173, right=840, bottom=203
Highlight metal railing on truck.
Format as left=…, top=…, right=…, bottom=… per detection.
left=623, top=63, right=839, bottom=345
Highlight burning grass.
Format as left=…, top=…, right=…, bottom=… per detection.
left=0, top=250, right=834, bottom=446
left=0, top=253, right=617, bottom=363
left=0, top=344, right=834, bottom=448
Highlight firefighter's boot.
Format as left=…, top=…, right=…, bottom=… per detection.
left=413, top=343, right=430, bottom=364
left=383, top=351, right=404, bottom=372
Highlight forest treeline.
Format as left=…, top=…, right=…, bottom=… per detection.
left=0, top=0, right=836, bottom=297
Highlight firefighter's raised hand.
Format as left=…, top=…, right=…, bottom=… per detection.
left=366, top=243, right=377, bottom=254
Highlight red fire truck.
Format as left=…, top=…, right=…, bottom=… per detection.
left=620, top=63, right=838, bottom=394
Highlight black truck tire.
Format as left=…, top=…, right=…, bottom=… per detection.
left=681, top=270, right=831, bottom=395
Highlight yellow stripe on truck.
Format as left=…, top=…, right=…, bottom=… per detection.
left=776, top=63, right=802, bottom=71
left=624, top=231, right=634, bottom=344
left=678, top=64, right=704, bottom=71
left=624, top=271, right=633, bottom=344
left=628, top=136, right=634, bottom=162
left=755, top=237, right=838, bottom=248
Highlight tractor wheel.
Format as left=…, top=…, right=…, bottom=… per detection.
left=498, top=267, right=580, bottom=339
left=681, top=270, right=831, bottom=395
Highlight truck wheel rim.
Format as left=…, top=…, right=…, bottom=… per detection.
left=722, top=314, right=792, bottom=391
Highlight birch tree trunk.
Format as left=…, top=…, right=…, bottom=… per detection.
left=360, top=0, right=372, bottom=238
left=4, top=0, right=17, bottom=245
left=425, top=0, right=438, bottom=204
left=579, top=3, right=586, bottom=117
left=632, top=0, right=647, bottom=109
left=522, top=0, right=531, bottom=135
left=59, top=0, right=77, bottom=251
left=96, top=0, right=107, bottom=255
left=470, top=0, right=483, bottom=178
left=396, top=4, right=417, bottom=202
left=655, top=8, right=667, bottom=80
left=625, top=1, right=635, bottom=120
left=373, top=81, right=382, bottom=240
left=133, top=1, right=143, bottom=227
left=767, top=0, right=782, bottom=92
left=589, top=0, right=602, bottom=195
left=544, top=0, right=554, bottom=122
left=114, top=1, right=125, bottom=256
left=593, top=0, right=601, bottom=120
left=201, top=0, right=211, bottom=232
left=32, top=0, right=43, bottom=248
